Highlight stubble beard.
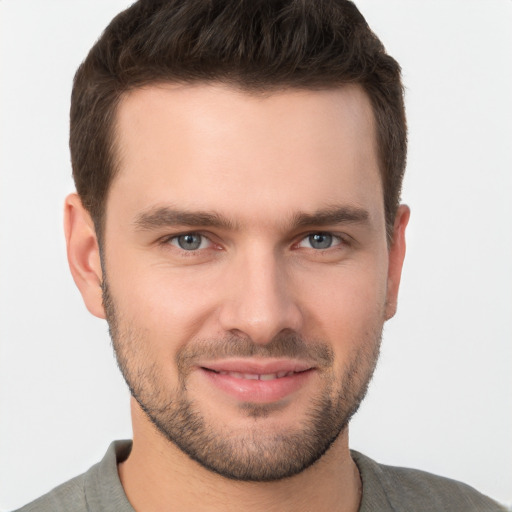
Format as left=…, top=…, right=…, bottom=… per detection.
left=102, top=280, right=382, bottom=482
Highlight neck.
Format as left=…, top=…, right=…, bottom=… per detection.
left=119, top=401, right=362, bottom=512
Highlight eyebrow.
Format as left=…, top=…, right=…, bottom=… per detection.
left=291, top=206, right=369, bottom=228
left=134, top=207, right=239, bottom=231
left=134, top=205, right=369, bottom=232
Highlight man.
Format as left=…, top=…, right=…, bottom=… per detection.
left=14, top=1, right=507, bottom=510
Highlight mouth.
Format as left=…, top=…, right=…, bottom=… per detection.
left=205, top=369, right=306, bottom=380
left=197, top=359, right=316, bottom=404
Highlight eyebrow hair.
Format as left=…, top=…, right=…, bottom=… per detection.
left=134, top=205, right=369, bottom=232
left=292, top=206, right=370, bottom=228
left=134, top=207, right=239, bottom=231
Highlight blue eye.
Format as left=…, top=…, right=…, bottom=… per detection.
left=299, top=233, right=341, bottom=250
left=170, top=233, right=209, bottom=251
left=309, top=233, right=333, bottom=249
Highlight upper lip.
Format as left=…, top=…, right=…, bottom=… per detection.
left=198, top=358, right=315, bottom=375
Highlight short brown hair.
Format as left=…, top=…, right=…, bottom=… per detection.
left=70, top=0, right=406, bottom=241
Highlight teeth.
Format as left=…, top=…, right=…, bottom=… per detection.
left=231, top=372, right=277, bottom=380
left=214, top=370, right=296, bottom=380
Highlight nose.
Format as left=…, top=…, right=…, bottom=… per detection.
left=218, top=247, right=303, bottom=344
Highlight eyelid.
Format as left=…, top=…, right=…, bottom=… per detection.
left=173, top=233, right=211, bottom=250
left=156, top=229, right=351, bottom=251
left=159, top=231, right=214, bottom=250
left=295, top=231, right=349, bottom=250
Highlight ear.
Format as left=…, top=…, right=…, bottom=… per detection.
left=64, top=193, right=106, bottom=319
left=385, top=204, right=410, bottom=320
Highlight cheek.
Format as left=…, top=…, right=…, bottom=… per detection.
left=110, top=263, right=223, bottom=345
left=299, top=267, right=386, bottom=385
left=296, top=261, right=388, bottom=341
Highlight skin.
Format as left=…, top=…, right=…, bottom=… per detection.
left=65, top=83, right=409, bottom=512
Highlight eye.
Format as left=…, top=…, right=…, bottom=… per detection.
left=298, top=232, right=341, bottom=250
left=169, top=233, right=211, bottom=251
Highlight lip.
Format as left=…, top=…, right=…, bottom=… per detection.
left=197, top=358, right=316, bottom=403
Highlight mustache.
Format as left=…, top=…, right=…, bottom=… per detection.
left=176, top=331, right=334, bottom=371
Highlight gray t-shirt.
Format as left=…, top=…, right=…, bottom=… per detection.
left=15, top=440, right=507, bottom=511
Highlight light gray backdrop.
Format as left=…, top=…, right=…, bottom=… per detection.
left=1, top=1, right=511, bottom=509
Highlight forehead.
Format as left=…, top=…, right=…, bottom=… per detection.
left=110, top=83, right=382, bottom=230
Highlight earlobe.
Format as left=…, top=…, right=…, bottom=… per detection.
left=64, top=193, right=106, bottom=319
left=385, top=204, right=410, bottom=320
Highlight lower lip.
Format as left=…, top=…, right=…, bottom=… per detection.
left=199, top=368, right=315, bottom=403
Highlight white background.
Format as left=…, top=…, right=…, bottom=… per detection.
left=1, top=1, right=511, bottom=509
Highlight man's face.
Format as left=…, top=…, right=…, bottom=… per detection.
left=93, top=84, right=406, bottom=481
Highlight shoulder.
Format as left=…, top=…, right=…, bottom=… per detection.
left=13, top=440, right=133, bottom=512
left=12, top=473, right=88, bottom=512
left=351, top=450, right=507, bottom=512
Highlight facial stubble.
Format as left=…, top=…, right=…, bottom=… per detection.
left=102, top=279, right=382, bottom=482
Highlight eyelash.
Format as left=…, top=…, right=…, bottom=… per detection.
left=159, top=232, right=214, bottom=252
left=296, top=232, right=345, bottom=250
left=159, top=231, right=349, bottom=253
